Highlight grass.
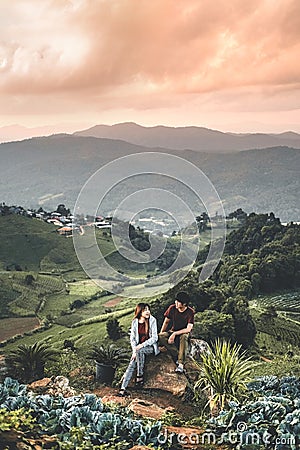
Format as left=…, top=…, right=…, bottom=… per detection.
left=0, top=215, right=58, bottom=271
left=251, top=353, right=300, bottom=378
left=0, top=215, right=87, bottom=281
left=0, top=309, right=133, bottom=356
left=41, top=280, right=102, bottom=317
left=251, top=305, right=300, bottom=337
left=41, top=293, right=74, bottom=317
left=67, top=280, right=101, bottom=296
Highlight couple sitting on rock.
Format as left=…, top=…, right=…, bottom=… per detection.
left=119, top=291, right=194, bottom=397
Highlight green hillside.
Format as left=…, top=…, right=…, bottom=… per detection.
left=0, top=215, right=81, bottom=274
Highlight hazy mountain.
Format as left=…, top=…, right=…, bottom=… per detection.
left=0, top=134, right=299, bottom=221
left=74, top=122, right=300, bottom=152
left=0, top=124, right=88, bottom=144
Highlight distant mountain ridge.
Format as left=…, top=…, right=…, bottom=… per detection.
left=0, top=134, right=299, bottom=221
left=74, top=122, right=300, bottom=152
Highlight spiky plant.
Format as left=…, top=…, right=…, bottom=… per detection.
left=88, top=344, right=128, bottom=367
left=6, top=342, right=57, bottom=383
left=194, top=339, right=256, bottom=412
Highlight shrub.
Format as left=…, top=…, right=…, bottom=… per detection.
left=87, top=344, right=128, bottom=367
left=194, top=339, right=256, bottom=412
left=5, top=342, right=58, bottom=383
left=106, top=318, right=123, bottom=341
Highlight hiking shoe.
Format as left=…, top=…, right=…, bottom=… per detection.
left=175, top=364, right=184, bottom=373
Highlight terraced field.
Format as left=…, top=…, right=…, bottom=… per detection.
left=251, top=291, right=300, bottom=323
left=250, top=292, right=300, bottom=355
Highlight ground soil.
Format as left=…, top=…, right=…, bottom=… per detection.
left=103, top=296, right=122, bottom=307
left=93, top=384, right=199, bottom=419
left=0, top=317, right=40, bottom=342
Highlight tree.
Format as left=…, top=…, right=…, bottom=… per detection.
left=56, top=204, right=70, bottom=216
left=234, top=279, right=252, bottom=298
left=228, top=208, right=248, bottom=222
left=193, top=310, right=236, bottom=343
left=24, top=274, right=35, bottom=286
left=70, top=299, right=85, bottom=310
left=196, top=212, right=209, bottom=232
left=221, top=296, right=256, bottom=348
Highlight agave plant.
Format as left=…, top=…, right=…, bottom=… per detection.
left=88, top=343, right=128, bottom=367
left=194, top=339, right=256, bottom=412
left=6, top=342, right=57, bottom=383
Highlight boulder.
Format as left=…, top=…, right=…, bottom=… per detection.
left=128, top=398, right=173, bottom=420
left=27, top=377, right=52, bottom=391
left=28, top=376, right=76, bottom=397
left=143, top=353, right=190, bottom=396
left=130, top=447, right=152, bottom=450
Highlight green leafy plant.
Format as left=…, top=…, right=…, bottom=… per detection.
left=160, top=410, right=183, bottom=427
left=0, top=407, right=36, bottom=432
left=194, top=339, right=256, bottom=412
left=59, top=430, right=133, bottom=449
left=87, top=344, right=128, bottom=368
left=0, top=378, right=162, bottom=447
left=209, top=375, right=300, bottom=449
left=5, top=341, right=58, bottom=382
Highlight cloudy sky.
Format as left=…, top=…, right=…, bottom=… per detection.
left=0, top=0, right=300, bottom=134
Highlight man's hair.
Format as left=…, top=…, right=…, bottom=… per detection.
left=176, top=291, right=190, bottom=306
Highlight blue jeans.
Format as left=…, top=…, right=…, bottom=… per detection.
left=121, top=346, right=154, bottom=390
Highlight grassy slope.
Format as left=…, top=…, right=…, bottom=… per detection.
left=0, top=215, right=83, bottom=274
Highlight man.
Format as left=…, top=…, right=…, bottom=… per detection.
left=159, top=291, right=194, bottom=373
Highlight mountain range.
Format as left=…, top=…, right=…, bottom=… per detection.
left=1, top=122, right=300, bottom=151
left=74, top=122, right=300, bottom=152
left=0, top=133, right=299, bottom=221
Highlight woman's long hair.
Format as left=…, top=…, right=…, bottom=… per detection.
left=134, top=303, right=150, bottom=337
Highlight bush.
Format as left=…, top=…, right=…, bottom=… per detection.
left=5, top=342, right=58, bottom=383
left=106, top=318, right=123, bottom=340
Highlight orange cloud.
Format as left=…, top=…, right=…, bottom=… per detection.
left=0, top=0, right=299, bottom=129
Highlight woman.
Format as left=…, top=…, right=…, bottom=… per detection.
left=119, top=303, right=159, bottom=396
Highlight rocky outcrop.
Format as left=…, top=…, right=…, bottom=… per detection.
left=142, top=352, right=199, bottom=397
left=27, top=376, right=76, bottom=397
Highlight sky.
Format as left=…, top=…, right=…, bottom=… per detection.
left=0, top=0, right=300, bottom=136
